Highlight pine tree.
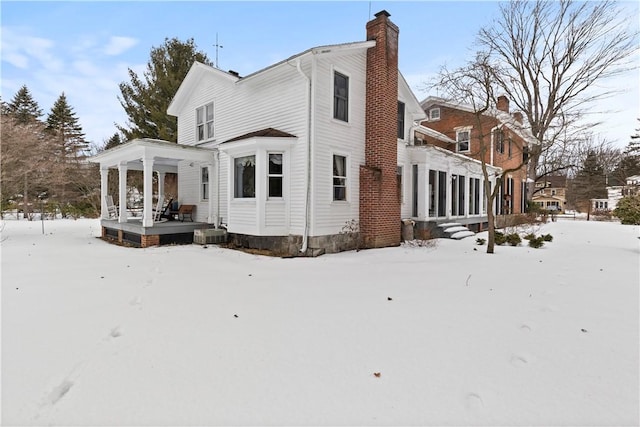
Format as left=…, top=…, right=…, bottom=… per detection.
left=571, top=151, right=607, bottom=219
left=103, top=132, right=124, bottom=151
left=117, top=37, right=212, bottom=142
left=46, top=92, right=88, bottom=158
left=7, top=85, right=43, bottom=124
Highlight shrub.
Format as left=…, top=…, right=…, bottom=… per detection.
left=523, top=232, right=536, bottom=240
left=506, top=233, right=522, bottom=246
left=613, top=195, right=640, bottom=225
left=494, top=231, right=506, bottom=245
left=542, top=233, right=553, bottom=242
left=528, top=236, right=545, bottom=248
left=476, top=238, right=486, bottom=245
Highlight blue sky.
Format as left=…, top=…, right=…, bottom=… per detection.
left=1, top=1, right=638, bottom=149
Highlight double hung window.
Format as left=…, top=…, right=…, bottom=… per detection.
left=268, top=153, right=283, bottom=198
left=333, top=155, right=347, bottom=201
left=234, top=155, right=256, bottom=198
left=333, top=72, right=349, bottom=122
left=196, top=102, right=214, bottom=141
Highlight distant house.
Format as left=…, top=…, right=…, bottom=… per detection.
left=91, top=11, right=503, bottom=252
left=532, top=176, right=568, bottom=212
left=592, top=174, right=640, bottom=213
left=419, top=96, right=536, bottom=216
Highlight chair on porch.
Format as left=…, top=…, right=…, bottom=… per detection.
left=152, top=196, right=165, bottom=222
left=105, top=195, right=118, bottom=219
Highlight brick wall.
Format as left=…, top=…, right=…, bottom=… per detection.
left=360, top=10, right=401, bottom=248
left=421, top=104, right=529, bottom=214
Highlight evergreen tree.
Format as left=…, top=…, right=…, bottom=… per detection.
left=117, top=37, right=212, bottom=142
left=7, top=85, right=43, bottom=124
left=46, top=92, right=88, bottom=158
left=571, top=151, right=607, bottom=219
left=103, top=132, right=124, bottom=151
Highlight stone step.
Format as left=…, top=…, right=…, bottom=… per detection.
left=438, top=222, right=462, bottom=228
left=443, top=225, right=470, bottom=234
left=450, top=230, right=476, bottom=240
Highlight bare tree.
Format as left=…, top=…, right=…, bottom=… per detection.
left=431, top=53, right=531, bottom=253
left=477, top=0, right=638, bottom=194
left=0, top=114, right=54, bottom=219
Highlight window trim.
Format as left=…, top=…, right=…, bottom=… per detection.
left=201, top=166, right=209, bottom=201
left=456, top=128, right=471, bottom=153
left=397, top=101, right=406, bottom=140
left=332, top=68, right=350, bottom=123
left=267, top=152, right=284, bottom=200
left=429, top=107, right=441, bottom=121
left=196, top=102, right=214, bottom=142
left=332, top=152, right=349, bottom=202
left=233, top=154, right=256, bottom=199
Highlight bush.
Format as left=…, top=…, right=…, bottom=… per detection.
left=494, top=231, right=506, bottom=245
left=523, top=233, right=536, bottom=241
left=506, top=233, right=522, bottom=246
left=613, top=195, right=640, bottom=225
left=528, top=236, right=545, bottom=248
left=476, top=238, right=486, bottom=245
left=542, top=233, right=553, bottom=242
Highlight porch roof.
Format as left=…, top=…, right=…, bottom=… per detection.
left=90, top=138, right=216, bottom=172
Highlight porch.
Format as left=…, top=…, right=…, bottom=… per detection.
left=100, top=218, right=210, bottom=247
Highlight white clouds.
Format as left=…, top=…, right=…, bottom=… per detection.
left=1, top=26, right=61, bottom=71
left=103, top=36, right=138, bottom=56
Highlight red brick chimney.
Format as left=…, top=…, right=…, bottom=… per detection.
left=513, top=111, right=523, bottom=123
left=360, top=10, right=400, bottom=249
left=497, top=95, right=510, bottom=112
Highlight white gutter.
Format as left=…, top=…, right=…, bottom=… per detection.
left=296, top=57, right=313, bottom=254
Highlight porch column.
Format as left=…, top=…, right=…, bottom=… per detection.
left=100, top=167, right=109, bottom=219
left=142, top=156, right=155, bottom=227
left=207, top=160, right=216, bottom=226
left=118, top=163, right=128, bottom=223
left=157, top=171, right=166, bottom=201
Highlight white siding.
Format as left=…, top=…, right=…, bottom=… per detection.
left=309, top=52, right=367, bottom=236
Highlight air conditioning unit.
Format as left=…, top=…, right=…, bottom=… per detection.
left=194, top=228, right=227, bottom=245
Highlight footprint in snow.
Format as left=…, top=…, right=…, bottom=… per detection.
left=519, top=323, right=533, bottom=332
left=109, top=327, right=122, bottom=338
left=465, top=392, right=484, bottom=410
left=48, top=380, right=73, bottom=405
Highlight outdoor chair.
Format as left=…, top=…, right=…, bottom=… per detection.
left=105, top=195, right=118, bottom=219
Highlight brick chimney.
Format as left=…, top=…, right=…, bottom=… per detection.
left=497, top=95, right=510, bottom=112
left=512, top=111, right=523, bottom=123
left=360, top=10, right=400, bottom=249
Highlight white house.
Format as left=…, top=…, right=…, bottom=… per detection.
left=91, top=11, right=499, bottom=253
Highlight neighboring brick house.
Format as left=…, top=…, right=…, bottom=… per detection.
left=418, top=96, right=536, bottom=215
left=532, top=175, right=568, bottom=212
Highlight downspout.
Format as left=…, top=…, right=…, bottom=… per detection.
left=296, top=57, right=313, bottom=253
left=214, top=150, right=220, bottom=228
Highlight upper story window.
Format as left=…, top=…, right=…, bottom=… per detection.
left=397, top=101, right=405, bottom=139
left=333, top=71, right=349, bottom=122
left=196, top=102, right=214, bottom=142
left=457, top=130, right=470, bottom=152
left=268, top=153, right=283, bottom=198
left=429, top=108, right=440, bottom=121
left=234, top=155, right=255, bottom=198
left=508, top=137, right=513, bottom=158
left=333, top=154, right=347, bottom=201
left=495, top=129, right=505, bottom=154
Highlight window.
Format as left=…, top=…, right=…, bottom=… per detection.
left=234, top=155, right=255, bottom=198
left=397, top=101, right=405, bottom=139
left=429, top=170, right=447, bottom=217
left=201, top=167, right=209, bottom=200
left=397, top=166, right=403, bottom=203
left=508, top=137, right=513, bottom=158
left=333, top=72, right=349, bottom=122
left=429, top=108, right=440, bottom=120
left=469, top=177, right=480, bottom=215
left=268, top=153, right=283, bottom=198
left=333, top=154, right=347, bottom=201
left=457, top=130, right=470, bottom=152
left=495, top=129, right=505, bottom=154
left=196, top=102, right=214, bottom=142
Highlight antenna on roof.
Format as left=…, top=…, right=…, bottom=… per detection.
left=214, top=33, right=223, bottom=68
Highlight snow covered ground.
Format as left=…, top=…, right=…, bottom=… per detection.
left=1, top=218, right=638, bottom=426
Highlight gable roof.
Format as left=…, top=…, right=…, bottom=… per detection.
left=167, top=41, right=376, bottom=117
left=222, top=128, right=296, bottom=144
left=420, top=96, right=538, bottom=146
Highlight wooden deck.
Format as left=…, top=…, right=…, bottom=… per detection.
left=100, top=218, right=215, bottom=247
